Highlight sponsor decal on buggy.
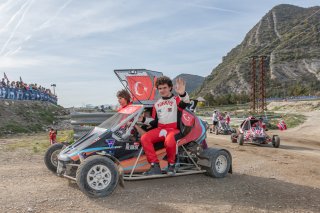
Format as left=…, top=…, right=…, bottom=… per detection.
left=103, top=146, right=122, bottom=149
left=105, top=139, right=121, bottom=153
left=106, top=139, right=115, bottom=147
left=92, top=137, right=100, bottom=143
left=125, top=142, right=139, bottom=150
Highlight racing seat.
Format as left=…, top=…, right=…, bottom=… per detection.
left=175, top=109, right=195, bottom=144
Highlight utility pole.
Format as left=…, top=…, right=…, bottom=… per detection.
left=250, top=56, right=257, bottom=113
left=249, top=56, right=268, bottom=114
left=259, top=56, right=267, bottom=113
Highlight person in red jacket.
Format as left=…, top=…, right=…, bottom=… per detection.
left=225, top=111, right=231, bottom=125
left=141, top=76, right=190, bottom=176
left=49, top=128, right=57, bottom=145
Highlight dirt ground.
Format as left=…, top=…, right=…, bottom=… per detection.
left=0, top=111, right=319, bottom=213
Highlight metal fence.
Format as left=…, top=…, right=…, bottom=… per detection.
left=0, top=86, right=57, bottom=104
left=71, top=111, right=115, bottom=140
left=199, top=114, right=282, bottom=127
left=266, top=96, right=320, bottom=102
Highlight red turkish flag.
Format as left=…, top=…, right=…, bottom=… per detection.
left=126, top=76, right=156, bottom=101
left=181, top=110, right=195, bottom=127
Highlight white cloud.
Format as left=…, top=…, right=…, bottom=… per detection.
left=0, top=53, right=78, bottom=71
left=0, top=56, right=39, bottom=68
left=186, top=2, right=243, bottom=14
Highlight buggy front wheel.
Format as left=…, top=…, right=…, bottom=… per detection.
left=76, top=155, right=119, bottom=198
left=272, top=135, right=280, bottom=148
left=206, top=150, right=231, bottom=178
left=44, top=143, right=64, bottom=173
left=237, top=133, right=244, bottom=145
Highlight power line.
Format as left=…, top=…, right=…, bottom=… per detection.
left=255, top=7, right=320, bottom=56
left=275, top=22, right=320, bottom=50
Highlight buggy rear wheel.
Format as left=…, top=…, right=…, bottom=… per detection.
left=272, top=135, right=280, bottom=148
left=206, top=150, right=231, bottom=178
left=44, top=143, right=64, bottom=173
left=76, top=155, right=119, bottom=198
left=237, top=133, right=244, bottom=145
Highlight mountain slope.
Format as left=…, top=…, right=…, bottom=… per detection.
left=197, top=4, right=320, bottom=97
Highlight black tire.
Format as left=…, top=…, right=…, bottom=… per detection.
left=237, top=133, right=244, bottom=145
left=206, top=150, right=231, bottom=178
left=76, top=155, right=119, bottom=198
left=272, top=135, right=280, bottom=148
left=230, top=133, right=237, bottom=143
left=44, top=143, right=64, bottom=173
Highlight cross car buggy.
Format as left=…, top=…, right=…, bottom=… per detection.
left=44, top=69, right=232, bottom=198
left=230, top=116, right=280, bottom=148
left=214, top=119, right=236, bottom=135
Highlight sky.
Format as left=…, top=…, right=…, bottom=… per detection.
left=0, top=0, right=319, bottom=107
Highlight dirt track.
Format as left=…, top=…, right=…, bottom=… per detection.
left=0, top=111, right=320, bottom=213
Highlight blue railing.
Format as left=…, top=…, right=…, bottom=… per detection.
left=0, top=86, right=57, bottom=105
left=266, top=96, right=320, bottom=102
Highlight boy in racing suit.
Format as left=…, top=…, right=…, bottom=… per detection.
left=141, top=76, right=189, bottom=175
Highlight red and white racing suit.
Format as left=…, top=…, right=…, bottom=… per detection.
left=141, top=92, right=189, bottom=164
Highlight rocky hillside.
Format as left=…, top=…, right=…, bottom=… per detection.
left=0, top=100, right=70, bottom=136
left=197, top=4, right=320, bottom=97
left=173, top=74, right=204, bottom=94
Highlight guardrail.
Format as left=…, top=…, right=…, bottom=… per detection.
left=71, top=111, right=115, bottom=140
left=266, top=96, right=320, bottom=102
left=199, top=114, right=282, bottom=126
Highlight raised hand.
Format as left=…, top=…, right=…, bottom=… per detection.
left=175, top=77, right=186, bottom=95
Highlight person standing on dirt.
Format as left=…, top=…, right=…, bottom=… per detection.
left=257, top=117, right=267, bottom=130
left=210, top=110, right=218, bottom=133
left=116, top=89, right=132, bottom=111
left=140, top=76, right=190, bottom=176
left=225, top=111, right=231, bottom=125
left=224, top=111, right=231, bottom=131
left=49, top=128, right=57, bottom=145
left=277, top=116, right=287, bottom=131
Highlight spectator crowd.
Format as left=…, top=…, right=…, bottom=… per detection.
left=0, top=74, right=57, bottom=105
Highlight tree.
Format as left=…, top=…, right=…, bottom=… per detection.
left=204, top=93, right=214, bottom=106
